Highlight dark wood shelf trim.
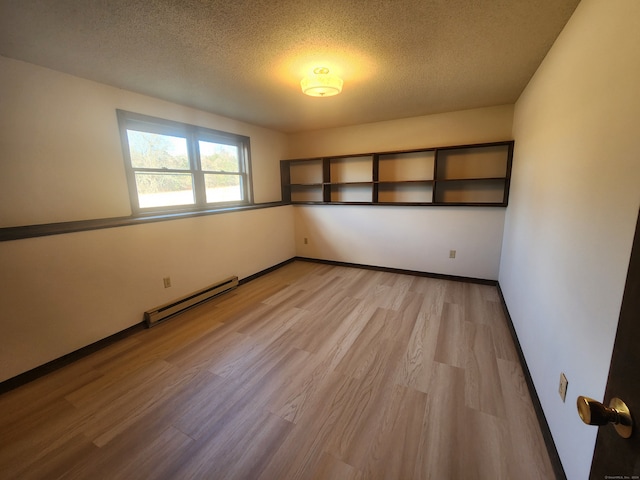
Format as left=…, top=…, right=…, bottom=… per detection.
left=289, top=158, right=324, bottom=163
left=290, top=201, right=506, bottom=207
left=282, top=140, right=513, bottom=163
left=377, top=179, right=434, bottom=184
left=432, top=140, right=514, bottom=152
left=431, top=201, right=507, bottom=207
left=436, top=177, right=507, bottom=183
left=281, top=140, right=514, bottom=209
left=328, top=181, right=374, bottom=186
left=375, top=202, right=434, bottom=206
left=378, top=147, right=438, bottom=156
left=0, top=202, right=287, bottom=242
left=327, top=153, right=376, bottom=160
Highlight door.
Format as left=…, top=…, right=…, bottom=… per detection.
left=589, top=208, right=640, bottom=478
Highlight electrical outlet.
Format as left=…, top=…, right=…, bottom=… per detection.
left=559, top=373, right=568, bottom=402
left=304, top=237, right=308, bottom=245
left=449, top=250, right=456, bottom=259
left=163, top=277, right=171, bottom=288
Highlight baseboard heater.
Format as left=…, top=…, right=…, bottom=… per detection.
left=144, top=276, right=238, bottom=327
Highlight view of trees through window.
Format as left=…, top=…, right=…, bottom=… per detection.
left=128, top=131, right=193, bottom=208
left=199, top=140, right=243, bottom=203
left=118, top=110, right=251, bottom=213
left=126, top=130, right=243, bottom=208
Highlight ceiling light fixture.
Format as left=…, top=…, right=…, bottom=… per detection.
left=300, top=67, right=343, bottom=97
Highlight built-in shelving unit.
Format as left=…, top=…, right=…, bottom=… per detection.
left=281, top=141, right=514, bottom=207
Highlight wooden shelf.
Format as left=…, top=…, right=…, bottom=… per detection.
left=330, top=183, right=373, bottom=203
left=377, top=180, right=434, bottom=185
left=281, top=141, right=513, bottom=207
left=436, top=144, right=510, bottom=180
left=378, top=151, right=435, bottom=182
left=435, top=177, right=506, bottom=183
left=434, top=179, right=506, bottom=204
left=378, top=182, right=433, bottom=203
left=290, top=184, right=324, bottom=203
left=289, top=159, right=323, bottom=184
left=330, top=156, right=373, bottom=183
left=329, top=181, right=374, bottom=186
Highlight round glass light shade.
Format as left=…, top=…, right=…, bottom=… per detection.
left=301, top=68, right=343, bottom=97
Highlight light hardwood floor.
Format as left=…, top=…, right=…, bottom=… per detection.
left=0, top=261, right=556, bottom=479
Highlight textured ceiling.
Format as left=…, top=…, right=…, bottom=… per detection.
left=0, top=0, right=580, bottom=133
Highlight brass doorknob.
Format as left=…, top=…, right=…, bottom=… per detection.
left=577, top=396, right=633, bottom=438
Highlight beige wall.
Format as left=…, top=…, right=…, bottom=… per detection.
left=0, top=56, right=287, bottom=228
left=500, top=1, right=640, bottom=478
left=286, top=104, right=514, bottom=159
left=287, top=105, right=514, bottom=280
left=294, top=205, right=506, bottom=280
left=0, top=57, right=295, bottom=382
left=0, top=206, right=295, bottom=382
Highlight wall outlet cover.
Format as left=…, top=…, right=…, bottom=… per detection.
left=559, top=373, right=568, bottom=402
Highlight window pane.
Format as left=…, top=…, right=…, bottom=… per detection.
left=127, top=130, right=190, bottom=169
left=199, top=141, right=240, bottom=172
left=135, top=172, right=195, bottom=208
left=205, top=174, right=242, bottom=203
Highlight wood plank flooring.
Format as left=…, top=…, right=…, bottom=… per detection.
left=0, top=261, right=556, bottom=479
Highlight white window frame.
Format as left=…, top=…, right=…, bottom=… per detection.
left=117, top=110, right=253, bottom=215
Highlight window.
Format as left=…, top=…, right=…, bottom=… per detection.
left=117, top=110, right=252, bottom=214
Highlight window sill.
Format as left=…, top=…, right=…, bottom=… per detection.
left=0, top=202, right=287, bottom=242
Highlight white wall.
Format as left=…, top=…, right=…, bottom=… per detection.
left=0, top=207, right=295, bottom=382
left=295, top=205, right=505, bottom=280
left=0, top=56, right=286, bottom=227
left=0, top=57, right=295, bottom=382
left=287, top=104, right=514, bottom=159
left=499, top=1, right=640, bottom=478
left=287, top=106, right=514, bottom=280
